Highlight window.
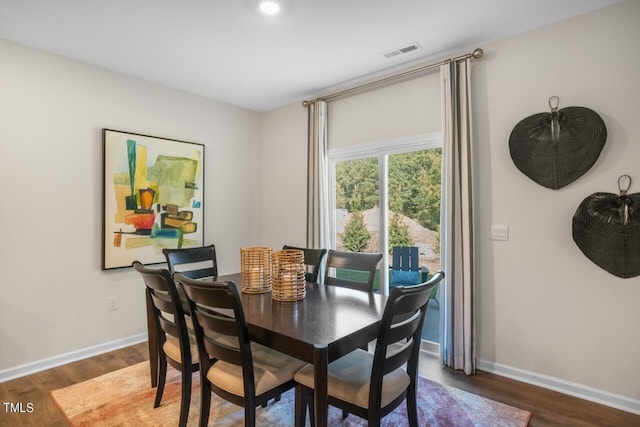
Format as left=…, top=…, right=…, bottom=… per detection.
left=329, top=132, right=442, bottom=343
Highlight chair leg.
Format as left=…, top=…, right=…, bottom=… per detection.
left=294, top=385, right=306, bottom=427
left=368, top=412, right=382, bottom=427
left=178, top=368, right=191, bottom=427
left=154, top=357, right=167, bottom=408
left=307, top=388, right=315, bottom=427
left=407, top=381, right=419, bottom=427
left=244, top=405, right=256, bottom=427
left=199, top=377, right=211, bottom=427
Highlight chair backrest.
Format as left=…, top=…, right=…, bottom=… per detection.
left=282, top=245, right=327, bottom=283
left=369, top=270, right=445, bottom=409
left=391, top=246, right=420, bottom=272
left=174, top=273, right=254, bottom=396
left=390, top=246, right=429, bottom=286
left=163, top=244, right=218, bottom=279
left=324, top=249, right=383, bottom=293
left=132, top=261, right=193, bottom=366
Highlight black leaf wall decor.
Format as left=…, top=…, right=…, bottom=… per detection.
left=509, top=96, right=607, bottom=189
left=572, top=175, right=640, bottom=278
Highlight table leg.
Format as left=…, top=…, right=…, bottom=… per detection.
left=313, top=344, right=328, bottom=427
left=145, top=290, right=158, bottom=387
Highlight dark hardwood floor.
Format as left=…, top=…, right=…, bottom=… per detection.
left=1, top=342, right=638, bottom=426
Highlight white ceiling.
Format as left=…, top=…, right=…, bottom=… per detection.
left=0, top=0, right=623, bottom=112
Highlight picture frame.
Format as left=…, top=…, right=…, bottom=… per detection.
left=102, top=129, right=205, bottom=270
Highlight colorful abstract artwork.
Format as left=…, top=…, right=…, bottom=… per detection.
left=102, top=129, right=204, bottom=269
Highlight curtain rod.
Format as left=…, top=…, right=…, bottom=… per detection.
left=302, top=47, right=483, bottom=107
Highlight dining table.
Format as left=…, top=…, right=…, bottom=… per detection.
left=146, top=272, right=388, bottom=427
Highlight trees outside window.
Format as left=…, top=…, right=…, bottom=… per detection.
left=334, top=148, right=441, bottom=275
left=341, top=210, right=371, bottom=253
left=331, top=137, right=442, bottom=344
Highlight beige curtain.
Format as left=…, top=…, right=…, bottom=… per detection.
left=440, top=58, right=476, bottom=374
left=306, top=100, right=330, bottom=253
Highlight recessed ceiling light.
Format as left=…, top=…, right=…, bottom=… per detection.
left=258, top=1, right=281, bottom=15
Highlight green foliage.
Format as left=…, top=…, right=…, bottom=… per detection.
left=336, top=149, right=442, bottom=231
left=388, top=212, right=412, bottom=252
left=335, top=158, right=379, bottom=211
left=388, top=149, right=442, bottom=231
left=341, top=211, right=371, bottom=252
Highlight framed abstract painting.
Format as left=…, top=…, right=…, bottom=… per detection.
left=102, top=129, right=205, bottom=270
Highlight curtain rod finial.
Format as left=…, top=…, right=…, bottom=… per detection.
left=302, top=100, right=310, bottom=107
left=472, top=48, right=484, bottom=59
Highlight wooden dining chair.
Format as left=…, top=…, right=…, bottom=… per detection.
left=132, top=261, right=200, bottom=427
left=324, top=249, right=383, bottom=293
left=174, top=273, right=306, bottom=427
left=283, top=245, right=327, bottom=283
left=163, top=244, right=218, bottom=279
left=294, top=270, right=445, bottom=427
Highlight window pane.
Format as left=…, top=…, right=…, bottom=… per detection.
left=335, top=157, right=381, bottom=291
left=332, top=148, right=442, bottom=343
left=387, top=149, right=441, bottom=343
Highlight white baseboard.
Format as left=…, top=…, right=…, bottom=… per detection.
left=477, top=358, right=640, bottom=416
left=420, top=340, right=440, bottom=358
left=0, top=333, right=147, bottom=383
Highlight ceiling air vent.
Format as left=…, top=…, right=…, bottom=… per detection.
left=382, top=43, right=421, bottom=59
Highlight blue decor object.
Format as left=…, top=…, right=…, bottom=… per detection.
left=390, top=269, right=421, bottom=285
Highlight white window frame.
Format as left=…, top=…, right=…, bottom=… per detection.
left=328, top=131, right=442, bottom=295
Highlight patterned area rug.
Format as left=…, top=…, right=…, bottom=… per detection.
left=50, top=362, right=531, bottom=426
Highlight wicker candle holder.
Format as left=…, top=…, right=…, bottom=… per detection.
left=272, top=249, right=306, bottom=302
left=240, top=247, right=272, bottom=294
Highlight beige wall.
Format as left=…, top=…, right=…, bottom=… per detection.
left=472, top=0, right=640, bottom=404
left=260, top=0, right=640, bottom=411
left=1, top=0, right=639, bottom=413
left=258, top=103, right=308, bottom=249
left=0, top=40, right=261, bottom=372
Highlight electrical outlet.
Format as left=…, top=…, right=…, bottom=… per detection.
left=491, top=224, right=509, bottom=241
left=107, top=296, right=119, bottom=311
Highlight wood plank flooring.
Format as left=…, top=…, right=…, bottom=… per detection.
left=0, top=342, right=638, bottom=426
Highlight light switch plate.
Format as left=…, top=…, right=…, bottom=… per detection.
left=491, top=225, right=509, bottom=241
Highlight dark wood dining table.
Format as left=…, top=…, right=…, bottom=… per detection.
left=146, top=272, right=387, bottom=427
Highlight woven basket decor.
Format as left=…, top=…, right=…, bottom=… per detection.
left=572, top=175, right=640, bottom=278
left=240, top=247, right=272, bottom=294
left=509, top=96, right=606, bottom=189
left=272, top=249, right=306, bottom=302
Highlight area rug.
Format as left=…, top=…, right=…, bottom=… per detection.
left=50, top=362, right=531, bottom=426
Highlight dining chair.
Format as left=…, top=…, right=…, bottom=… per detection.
left=282, top=245, right=327, bottom=283
left=324, top=249, right=383, bottom=293
left=163, top=244, right=218, bottom=279
left=294, top=270, right=445, bottom=427
left=174, top=273, right=307, bottom=427
left=132, top=261, right=200, bottom=427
